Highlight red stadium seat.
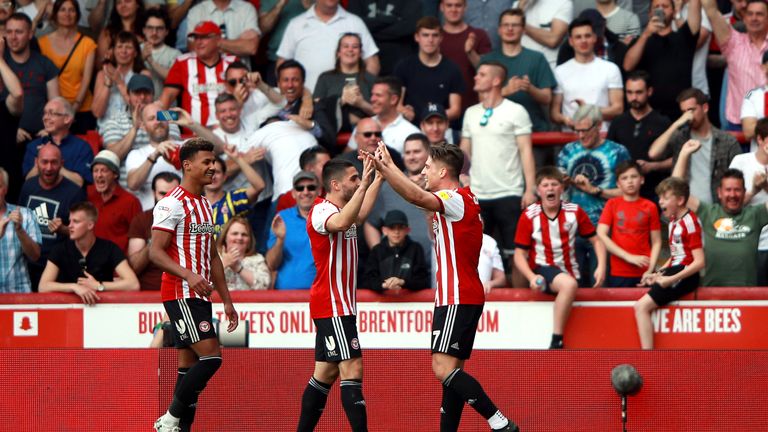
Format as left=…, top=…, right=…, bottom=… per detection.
left=77, top=130, right=103, bottom=155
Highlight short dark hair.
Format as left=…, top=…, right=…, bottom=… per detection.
left=747, top=0, right=768, bottom=9
left=277, top=59, right=306, bottom=82
left=70, top=201, right=98, bottom=221
left=535, top=166, right=565, bottom=185
left=373, top=76, right=403, bottom=100
left=143, top=7, right=171, bottom=30
left=151, top=172, right=181, bottom=191
left=625, top=70, right=651, bottom=88
left=179, top=138, right=215, bottom=165
left=615, top=160, right=642, bottom=177
left=225, top=60, right=249, bottom=77
left=429, top=144, right=463, bottom=180
left=404, top=133, right=430, bottom=151
left=8, top=12, right=32, bottom=29
left=415, top=16, right=442, bottom=33
left=479, top=60, right=508, bottom=81
left=676, top=88, right=708, bottom=105
left=299, top=146, right=330, bottom=170
left=568, top=17, right=594, bottom=36
left=656, top=177, right=689, bottom=202
left=322, top=158, right=356, bottom=191
left=755, top=117, right=768, bottom=140
left=499, top=8, right=525, bottom=26
left=719, top=168, right=745, bottom=188
left=215, top=92, right=238, bottom=107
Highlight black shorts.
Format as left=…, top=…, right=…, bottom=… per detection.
left=314, top=315, right=362, bottom=362
left=431, top=304, right=484, bottom=360
left=648, top=265, right=700, bottom=306
left=163, top=298, right=218, bottom=348
left=533, top=265, right=566, bottom=295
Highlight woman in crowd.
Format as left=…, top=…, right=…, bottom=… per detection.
left=97, top=0, right=145, bottom=68
left=217, top=217, right=271, bottom=291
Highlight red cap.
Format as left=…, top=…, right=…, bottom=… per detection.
left=190, top=21, right=222, bottom=37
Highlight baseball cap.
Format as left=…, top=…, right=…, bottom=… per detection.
left=189, top=21, right=222, bottom=37
left=127, top=74, right=154, bottom=93
left=421, top=103, right=447, bottom=121
left=92, top=149, right=120, bottom=175
left=383, top=210, right=409, bottom=227
left=293, top=170, right=318, bottom=186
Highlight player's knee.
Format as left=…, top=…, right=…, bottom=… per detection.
left=198, top=355, right=222, bottom=378
left=431, top=357, right=450, bottom=381
left=339, top=358, right=363, bottom=380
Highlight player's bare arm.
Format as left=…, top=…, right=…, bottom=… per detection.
left=149, top=228, right=212, bottom=297
left=373, top=143, right=442, bottom=212
left=326, top=157, right=376, bottom=233
left=356, top=164, right=384, bottom=225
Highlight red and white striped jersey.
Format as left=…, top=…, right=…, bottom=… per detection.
left=165, top=53, right=238, bottom=127
left=152, top=186, right=215, bottom=302
left=307, top=198, right=358, bottom=319
left=514, top=201, right=595, bottom=279
left=668, top=210, right=703, bottom=267
left=432, top=187, right=484, bottom=306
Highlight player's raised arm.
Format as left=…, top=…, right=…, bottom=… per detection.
left=325, top=157, right=376, bottom=233
left=373, top=142, right=442, bottom=212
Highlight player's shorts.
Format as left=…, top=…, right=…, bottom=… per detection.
left=533, top=265, right=566, bottom=295
left=314, top=315, right=362, bottom=362
left=648, top=265, right=699, bottom=306
left=431, top=304, right=484, bottom=360
left=163, top=298, right=218, bottom=348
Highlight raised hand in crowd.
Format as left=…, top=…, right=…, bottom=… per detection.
left=271, top=214, right=286, bottom=240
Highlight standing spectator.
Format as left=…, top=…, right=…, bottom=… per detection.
left=393, top=16, right=464, bottom=125
left=22, top=97, right=95, bottom=187
left=741, top=51, right=768, bottom=150
left=216, top=216, right=271, bottom=290
left=96, top=0, right=145, bottom=68
left=551, top=18, right=624, bottom=131
left=0, top=19, right=24, bottom=204
left=274, top=145, right=330, bottom=212
left=649, top=87, right=741, bottom=204
left=186, top=0, right=260, bottom=64
left=347, top=0, right=422, bottom=76
left=478, top=233, right=506, bottom=293
left=340, top=117, right=404, bottom=173
left=160, top=21, right=238, bottom=127
left=623, top=0, right=702, bottom=120
left=596, top=0, right=642, bottom=38
left=141, top=8, right=181, bottom=97
left=673, top=0, right=713, bottom=97
left=223, top=61, right=286, bottom=132
left=127, top=172, right=180, bottom=291
left=440, top=0, right=492, bottom=112
left=464, top=0, right=514, bottom=49
left=420, top=102, right=452, bottom=144
left=18, top=143, right=86, bottom=289
left=519, top=0, right=574, bottom=72
left=0, top=167, right=41, bottom=293
left=87, top=149, right=142, bottom=253
left=607, top=71, right=672, bottom=201
left=39, top=0, right=97, bottom=134
left=461, top=61, right=536, bottom=278
left=258, top=0, right=311, bottom=84
left=277, top=0, right=380, bottom=92
left=557, top=104, right=631, bottom=286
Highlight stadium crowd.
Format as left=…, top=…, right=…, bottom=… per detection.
left=1, top=0, right=768, bottom=305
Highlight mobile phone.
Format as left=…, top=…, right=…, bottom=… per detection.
left=157, top=110, right=179, bottom=121
left=653, top=8, right=665, bottom=22
left=345, top=77, right=357, bottom=87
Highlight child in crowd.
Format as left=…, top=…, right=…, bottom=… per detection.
left=363, top=210, right=430, bottom=291
left=597, top=161, right=662, bottom=287
left=633, top=177, right=705, bottom=349
left=514, top=166, right=606, bottom=349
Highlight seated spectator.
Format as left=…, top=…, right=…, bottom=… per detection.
left=740, top=50, right=768, bottom=151
left=96, top=0, right=145, bottom=68
left=634, top=176, right=704, bottom=349
left=38, top=0, right=97, bottom=134
left=224, top=61, right=285, bottom=132
left=649, top=88, right=741, bottom=204
left=217, top=216, right=270, bottom=290
left=362, top=209, right=429, bottom=291
left=127, top=172, right=181, bottom=290
left=277, top=0, right=380, bottom=92
left=519, top=0, right=574, bottom=71
left=22, top=97, right=94, bottom=187
left=339, top=117, right=404, bottom=174
left=92, top=31, right=151, bottom=129
left=0, top=167, right=42, bottom=293
left=314, top=32, right=376, bottom=133
left=514, top=166, right=606, bottom=349
left=39, top=201, right=140, bottom=303
left=185, top=0, right=260, bottom=64
left=597, top=161, right=662, bottom=287
left=18, top=143, right=86, bottom=289
left=141, top=8, right=181, bottom=97
left=673, top=142, right=768, bottom=287
left=266, top=171, right=320, bottom=289
left=87, top=150, right=142, bottom=253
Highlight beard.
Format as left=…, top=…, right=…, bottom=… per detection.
left=629, top=100, right=647, bottom=110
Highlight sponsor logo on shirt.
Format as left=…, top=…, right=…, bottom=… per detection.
left=192, top=82, right=224, bottom=95
left=713, top=218, right=751, bottom=240
left=189, top=223, right=214, bottom=234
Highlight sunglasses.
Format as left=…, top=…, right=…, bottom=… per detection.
left=227, top=77, right=247, bottom=87
left=479, top=108, right=493, bottom=127
left=294, top=184, right=318, bottom=192
left=361, top=131, right=382, bottom=138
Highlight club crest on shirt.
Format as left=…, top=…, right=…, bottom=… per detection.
left=189, top=223, right=214, bottom=234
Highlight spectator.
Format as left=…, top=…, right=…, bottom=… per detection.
left=596, top=0, right=642, bottom=39
left=127, top=171, right=180, bottom=291
left=597, top=161, right=662, bottom=287
left=607, top=70, right=673, bottom=201
left=573, top=0, right=635, bottom=21
left=478, top=232, right=506, bottom=293
left=87, top=149, right=142, bottom=253
left=22, top=97, right=95, bottom=187
left=420, top=103, right=452, bottom=144
left=5, top=13, right=59, bottom=146
left=519, top=0, right=574, bottom=71
left=186, top=0, right=260, bottom=65
left=18, top=143, right=86, bottom=289
left=314, top=32, right=376, bottom=133
left=674, top=143, right=768, bottom=286
left=649, top=88, right=741, bottom=204
left=141, top=8, right=181, bottom=97
left=362, top=209, right=429, bottom=291
left=674, top=0, right=713, bottom=97
left=460, top=61, right=536, bottom=277
left=272, top=61, right=328, bottom=145
left=393, top=16, right=464, bottom=125
left=92, top=31, right=151, bottom=128
left=277, top=0, right=380, bottom=92
left=160, top=21, right=237, bottom=127
left=346, top=76, right=419, bottom=153
left=340, top=117, right=404, bottom=173
left=39, top=0, right=97, bottom=134
left=217, top=216, right=271, bottom=290
left=481, top=8, right=557, bottom=134
left=634, top=176, right=704, bottom=349
left=39, top=201, right=140, bottom=304
left=514, top=166, right=606, bottom=348
left=740, top=51, right=768, bottom=149
left=551, top=18, right=624, bottom=132
left=0, top=19, right=24, bottom=204
left=14, top=0, right=52, bottom=33
left=96, top=0, right=145, bottom=68
left=464, top=0, right=514, bottom=49
left=275, top=145, right=331, bottom=212
left=440, top=0, right=493, bottom=112
left=266, top=171, right=319, bottom=289
left=623, top=0, right=702, bottom=120
left=224, top=61, right=285, bottom=132
left=557, top=104, right=631, bottom=286
left=0, top=167, right=41, bottom=293
left=347, top=0, right=422, bottom=76
left=258, top=0, right=311, bottom=85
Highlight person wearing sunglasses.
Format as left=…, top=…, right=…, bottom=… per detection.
left=340, top=117, right=404, bottom=175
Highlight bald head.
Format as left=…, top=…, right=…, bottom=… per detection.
left=354, top=117, right=383, bottom=152
left=38, top=143, right=63, bottom=161
left=36, top=143, right=64, bottom=186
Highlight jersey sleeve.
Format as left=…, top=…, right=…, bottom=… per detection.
left=577, top=207, right=596, bottom=237
left=164, top=59, right=186, bottom=89
left=740, top=89, right=761, bottom=120
left=685, top=215, right=704, bottom=250
left=433, top=189, right=465, bottom=221
left=152, top=197, right=184, bottom=233
left=514, top=212, right=534, bottom=249
left=310, top=201, right=339, bottom=235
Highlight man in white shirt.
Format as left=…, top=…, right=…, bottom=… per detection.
left=518, top=0, right=573, bottom=71
left=186, top=0, right=261, bottom=62
left=740, top=51, right=768, bottom=151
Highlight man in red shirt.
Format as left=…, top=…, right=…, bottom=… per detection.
left=373, top=143, right=518, bottom=432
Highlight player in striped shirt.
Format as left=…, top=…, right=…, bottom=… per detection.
left=634, top=177, right=705, bottom=349
left=514, top=166, right=607, bottom=349
left=373, top=143, right=519, bottom=432
left=297, top=158, right=383, bottom=432
left=150, top=138, right=239, bottom=432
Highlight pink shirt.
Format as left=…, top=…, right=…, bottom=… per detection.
left=721, top=30, right=768, bottom=124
